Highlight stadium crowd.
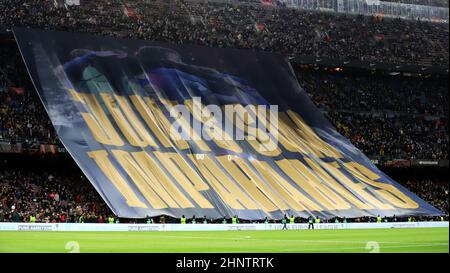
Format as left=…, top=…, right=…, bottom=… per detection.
left=403, top=179, right=448, bottom=217
left=0, top=170, right=447, bottom=223
left=0, top=0, right=448, bottom=223
left=0, top=170, right=112, bottom=223
left=297, top=68, right=449, bottom=160
left=0, top=0, right=448, bottom=66
left=0, top=42, right=58, bottom=147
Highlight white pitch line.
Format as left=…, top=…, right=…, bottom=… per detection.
left=144, top=234, right=448, bottom=246
left=206, top=243, right=449, bottom=253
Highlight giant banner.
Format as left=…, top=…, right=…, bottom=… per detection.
left=13, top=28, right=442, bottom=219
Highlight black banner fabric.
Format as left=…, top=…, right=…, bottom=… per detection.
left=13, top=28, right=442, bottom=219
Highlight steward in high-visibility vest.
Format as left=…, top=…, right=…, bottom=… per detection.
left=29, top=215, right=36, bottom=223
left=408, top=217, right=412, bottom=222
left=181, top=215, right=187, bottom=224
left=376, top=215, right=382, bottom=223
left=108, top=217, right=114, bottom=224
left=314, top=217, right=320, bottom=224
left=79, top=215, right=85, bottom=223
left=290, top=216, right=295, bottom=224
left=440, top=216, right=445, bottom=221
left=232, top=216, right=238, bottom=224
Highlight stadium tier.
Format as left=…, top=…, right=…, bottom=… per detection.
left=0, top=0, right=448, bottom=66
left=0, top=0, right=448, bottom=225
left=379, top=0, right=448, bottom=8
left=2, top=27, right=443, bottom=220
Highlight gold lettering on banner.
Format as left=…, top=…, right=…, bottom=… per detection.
left=130, top=95, right=189, bottom=150
left=154, top=152, right=214, bottom=208
left=70, top=90, right=124, bottom=146
left=276, top=112, right=312, bottom=155
left=302, top=158, right=375, bottom=210
left=286, top=110, right=343, bottom=159
left=100, top=93, right=157, bottom=148
left=343, top=162, right=419, bottom=209
left=155, top=152, right=209, bottom=191
left=131, top=151, right=196, bottom=208
left=112, top=150, right=188, bottom=209
left=217, top=156, right=286, bottom=212
left=276, top=159, right=351, bottom=210
left=87, top=150, right=147, bottom=208
left=319, top=160, right=393, bottom=210
left=250, top=159, right=322, bottom=211
left=187, top=154, right=259, bottom=210
left=77, top=90, right=418, bottom=214
left=185, top=99, right=242, bottom=153
left=161, top=98, right=212, bottom=152
left=225, top=104, right=281, bottom=157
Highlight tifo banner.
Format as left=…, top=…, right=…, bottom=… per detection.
left=1, top=222, right=448, bottom=232
left=13, top=28, right=442, bottom=219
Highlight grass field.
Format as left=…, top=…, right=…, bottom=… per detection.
left=0, top=228, right=448, bottom=253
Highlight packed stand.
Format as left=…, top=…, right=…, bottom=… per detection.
left=0, top=44, right=57, bottom=147
left=0, top=170, right=112, bottom=223
left=0, top=169, right=447, bottom=223
left=0, top=0, right=448, bottom=66
left=297, top=68, right=449, bottom=160
left=402, top=179, right=448, bottom=216
left=380, top=0, right=449, bottom=7
left=1, top=44, right=449, bottom=160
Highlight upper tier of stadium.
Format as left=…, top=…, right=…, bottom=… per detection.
left=380, top=0, right=448, bottom=7
left=1, top=0, right=448, bottom=67
left=0, top=0, right=448, bottom=224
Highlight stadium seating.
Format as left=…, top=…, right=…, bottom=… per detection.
left=0, top=0, right=448, bottom=223
left=0, top=0, right=448, bottom=66
left=0, top=169, right=447, bottom=223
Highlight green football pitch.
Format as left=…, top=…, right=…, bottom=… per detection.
left=0, top=228, right=448, bottom=253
